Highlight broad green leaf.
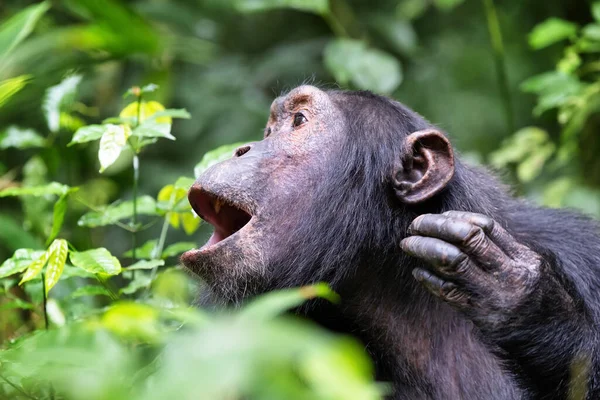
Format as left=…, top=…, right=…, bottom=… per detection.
left=69, top=125, right=107, bottom=146
left=0, top=126, right=45, bottom=149
left=133, top=121, right=175, bottom=141
left=0, top=249, right=45, bottom=278
left=235, top=0, right=328, bottom=14
left=0, top=182, right=70, bottom=197
left=433, top=0, right=464, bottom=11
left=324, top=39, right=402, bottom=94
left=582, top=23, right=600, bottom=41
left=98, top=124, right=132, bottom=172
left=119, top=273, right=152, bottom=295
left=0, top=1, right=50, bottom=58
left=120, top=100, right=171, bottom=125
left=240, top=283, right=340, bottom=321
left=78, top=195, right=158, bottom=227
left=0, top=75, right=31, bottom=108
left=147, top=109, right=191, bottom=121
left=162, top=242, right=196, bottom=258
left=124, top=240, right=158, bottom=259
left=45, top=239, right=69, bottom=294
left=47, top=189, right=78, bottom=245
left=70, top=248, right=122, bottom=275
left=181, top=212, right=201, bottom=235
left=19, top=249, right=49, bottom=284
left=101, top=302, right=161, bottom=342
left=194, top=142, right=246, bottom=178
left=528, top=18, right=578, bottom=49
left=71, top=285, right=112, bottom=298
left=126, top=259, right=165, bottom=270
left=593, top=2, right=600, bottom=22
left=43, top=74, right=82, bottom=132
left=174, top=176, right=195, bottom=190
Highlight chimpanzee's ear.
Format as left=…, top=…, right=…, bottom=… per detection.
left=393, top=129, right=455, bottom=204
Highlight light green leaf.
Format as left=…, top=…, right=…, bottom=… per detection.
left=45, top=239, right=69, bottom=294
left=528, top=18, right=578, bottom=49
left=0, top=182, right=70, bottom=197
left=324, top=39, right=402, bottom=94
left=0, top=126, right=45, bottom=149
left=162, top=242, right=196, bottom=258
left=174, top=176, right=195, bottom=190
left=582, top=23, right=600, bottom=41
left=71, top=285, right=112, bottom=299
left=123, top=239, right=158, bottom=259
left=194, top=142, right=246, bottom=178
left=235, top=0, right=328, bottom=14
left=101, top=301, right=161, bottom=342
left=19, top=249, right=49, bottom=284
left=47, top=189, right=78, bottom=245
left=126, top=259, right=165, bottom=270
left=98, top=124, right=132, bottom=172
left=0, top=249, right=45, bottom=278
left=0, top=75, right=31, bottom=108
left=593, top=2, right=600, bottom=22
left=78, top=195, right=158, bottom=227
left=119, top=273, right=152, bottom=295
left=43, top=74, right=82, bottom=133
left=133, top=121, right=175, bottom=141
left=181, top=212, right=201, bottom=235
left=0, top=1, right=50, bottom=58
left=70, top=248, right=122, bottom=276
left=240, top=283, right=340, bottom=321
left=147, top=109, right=191, bottom=120
left=69, top=124, right=107, bottom=146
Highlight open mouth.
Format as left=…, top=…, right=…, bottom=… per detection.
left=187, top=186, right=253, bottom=251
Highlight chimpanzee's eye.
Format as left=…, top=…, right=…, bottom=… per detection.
left=292, top=112, right=307, bottom=128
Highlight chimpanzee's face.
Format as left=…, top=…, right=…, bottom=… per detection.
left=181, top=85, right=343, bottom=300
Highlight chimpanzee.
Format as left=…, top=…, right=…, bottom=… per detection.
left=181, top=85, right=600, bottom=399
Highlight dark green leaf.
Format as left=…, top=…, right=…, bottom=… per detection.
left=528, top=18, right=578, bottom=49
left=433, top=0, right=464, bottom=11
left=70, top=248, right=122, bottom=275
left=0, top=126, right=45, bottom=149
left=235, top=0, right=328, bottom=14
left=78, top=195, right=159, bottom=227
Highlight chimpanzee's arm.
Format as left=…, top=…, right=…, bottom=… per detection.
left=401, top=211, right=599, bottom=398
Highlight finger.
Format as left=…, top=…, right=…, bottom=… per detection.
left=401, top=236, right=476, bottom=279
left=442, top=211, right=531, bottom=257
left=409, top=214, right=511, bottom=271
left=412, top=268, right=470, bottom=307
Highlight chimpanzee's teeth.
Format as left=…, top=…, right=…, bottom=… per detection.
left=214, top=198, right=222, bottom=214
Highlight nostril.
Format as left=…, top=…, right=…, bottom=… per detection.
left=234, top=145, right=251, bottom=157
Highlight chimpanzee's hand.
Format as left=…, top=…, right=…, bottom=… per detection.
left=401, top=211, right=543, bottom=329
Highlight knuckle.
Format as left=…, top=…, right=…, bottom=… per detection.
left=464, top=226, right=486, bottom=248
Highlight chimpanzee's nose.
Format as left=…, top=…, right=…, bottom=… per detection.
left=234, top=144, right=252, bottom=157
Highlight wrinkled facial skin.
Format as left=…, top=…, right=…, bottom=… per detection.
left=181, top=86, right=342, bottom=303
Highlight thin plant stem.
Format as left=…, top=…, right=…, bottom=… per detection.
left=41, top=272, right=49, bottom=330
left=482, top=0, right=515, bottom=134
left=131, top=91, right=143, bottom=269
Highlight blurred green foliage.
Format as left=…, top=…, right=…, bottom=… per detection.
left=1, top=0, right=600, bottom=398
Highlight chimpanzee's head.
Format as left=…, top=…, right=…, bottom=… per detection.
left=181, top=85, right=455, bottom=303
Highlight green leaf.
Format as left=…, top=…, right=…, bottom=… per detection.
left=0, top=1, right=50, bottom=58
left=70, top=248, right=122, bottom=275
left=44, top=239, right=69, bottom=294
left=0, top=182, right=70, bottom=197
left=174, top=176, right=195, bottom=190
left=69, top=124, right=107, bottom=146
left=0, top=126, right=45, bottom=149
left=124, top=239, right=158, bottom=259
left=240, top=283, right=340, bottom=321
left=0, top=298, right=34, bottom=311
left=126, top=259, right=165, bottom=270
left=433, top=0, right=464, bottom=11
left=19, top=249, right=49, bottom=284
left=43, top=74, right=82, bottom=133
left=162, top=242, right=196, bottom=258
left=133, top=121, right=175, bottom=141
left=235, top=0, right=328, bottom=14
left=582, top=23, right=600, bottom=41
left=194, top=142, right=246, bottom=178
left=0, top=75, right=31, bottom=108
left=147, top=109, right=191, bottom=120
left=528, top=18, right=578, bottom=49
left=593, top=2, right=600, bottom=22
left=78, top=195, right=158, bottom=227
left=71, top=285, right=112, bottom=298
left=101, top=301, right=161, bottom=342
left=0, top=249, right=45, bottom=278
left=47, top=189, right=78, bottom=245
left=98, top=124, right=132, bottom=172
left=324, top=39, right=403, bottom=94
left=119, top=273, right=152, bottom=295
